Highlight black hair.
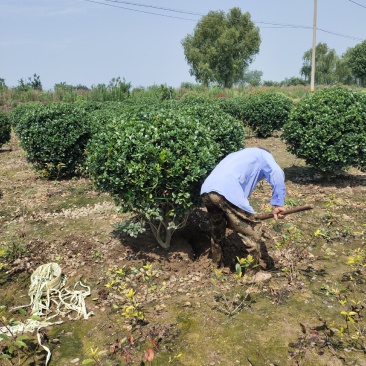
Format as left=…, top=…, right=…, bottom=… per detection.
left=258, top=146, right=271, bottom=153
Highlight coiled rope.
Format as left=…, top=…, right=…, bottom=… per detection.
left=0, top=262, right=94, bottom=365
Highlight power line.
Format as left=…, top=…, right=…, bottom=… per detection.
left=81, top=0, right=198, bottom=21
left=347, top=0, right=366, bottom=9
left=254, top=20, right=363, bottom=40
left=317, top=27, right=362, bottom=41
left=79, top=0, right=364, bottom=41
left=102, top=0, right=203, bottom=16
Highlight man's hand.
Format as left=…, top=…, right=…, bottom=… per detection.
left=272, top=206, right=286, bottom=220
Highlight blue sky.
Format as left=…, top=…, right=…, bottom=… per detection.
left=1, top=0, right=365, bottom=90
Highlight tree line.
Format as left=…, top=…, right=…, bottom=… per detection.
left=182, top=8, right=366, bottom=88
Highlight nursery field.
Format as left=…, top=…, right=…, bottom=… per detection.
left=1, top=133, right=366, bottom=366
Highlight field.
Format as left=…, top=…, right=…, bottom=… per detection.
left=1, top=132, right=366, bottom=366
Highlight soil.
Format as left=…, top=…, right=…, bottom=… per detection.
left=1, top=134, right=366, bottom=366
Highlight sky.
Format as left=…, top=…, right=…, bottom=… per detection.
left=1, top=0, right=365, bottom=91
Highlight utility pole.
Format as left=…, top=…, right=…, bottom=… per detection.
left=310, top=0, right=317, bottom=92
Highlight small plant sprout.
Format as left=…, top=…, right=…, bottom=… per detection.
left=325, top=193, right=342, bottom=208
left=321, top=244, right=336, bottom=259
left=341, top=225, right=353, bottom=237
left=314, top=228, right=331, bottom=241
left=115, top=268, right=125, bottom=276
left=125, top=288, right=136, bottom=298
left=121, top=305, right=144, bottom=321
left=168, top=352, right=182, bottom=363
left=284, top=198, right=298, bottom=207
left=214, top=291, right=252, bottom=317
left=82, top=347, right=107, bottom=365
left=211, top=268, right=226, bottom=283
left=347, top=248, right=366, bottom=268
left=235, top=255, right=256, bottom=277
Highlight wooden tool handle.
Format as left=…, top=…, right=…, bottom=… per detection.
left=255, top=205, right=313, bottom=220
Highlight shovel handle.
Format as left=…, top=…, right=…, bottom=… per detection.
left=255, top=205, right=313, bottom=221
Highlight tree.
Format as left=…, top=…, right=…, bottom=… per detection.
left=281, top=77, right=307, bottom=86
left=0, top=78, right=6, bottom=89
left=335, top=57, right=355, bottom=85
left=181, top=8, right=261, bottom=88
left=262, top=80, right=281, bottom=87
left=28, top=73, right=42, bottom=90
left=344, top=40, right=366, bottom=87
left=240, top=69, right=263, bottom=86
left=16, top=74, right=42, bottom=91
left=300, top=43, right=339, bottom=84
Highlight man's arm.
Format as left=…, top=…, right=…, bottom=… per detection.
left=261, top=154, right=286, bottom=210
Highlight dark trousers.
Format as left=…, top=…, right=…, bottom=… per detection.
left=202, top=192, right=268, bottom=267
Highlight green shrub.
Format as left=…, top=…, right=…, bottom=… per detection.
left=175, top=99, right=245, bottom=160
left=87, top=101, right=126, bottom=128
left=282, top=86, right=366, bottom=173
left=215, top=97, right=249, bottom=121
left=8, top=103, right=39, bottom=131
left=86, top=104, right=245, bottom=248
left=177, top=93, right=210, bottom=105
left=0, top=110, right=11, bottom=148
left=10, top=103, right=98, bottom=178
left=242, top=92, right=293, bottom=137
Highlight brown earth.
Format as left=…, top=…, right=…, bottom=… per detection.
left=1, top=134, right=366, bottom=366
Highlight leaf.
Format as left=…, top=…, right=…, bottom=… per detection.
left=125, top=288, right=135, bottom=297
left=300, top=323, right=307, bottom=334
left=82, top=359, right=95, bottom=365
left=119, top=337, right=128, bottom=345
left=10, top=321, right=22, bottom=326
left=18, top=308, right=27, bottom=316
left=0, top=333, right=10, bottom=341
left=0, top=354, right=12, bottom=359
left=14, top=340, right=27, bottom=348
left=144, top=347, right=154, bottom=362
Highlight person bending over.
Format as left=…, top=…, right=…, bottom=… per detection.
left=201, top=147, right=287, bottom=268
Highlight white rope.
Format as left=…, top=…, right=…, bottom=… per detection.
left=1, top=263, right=94, bottom=365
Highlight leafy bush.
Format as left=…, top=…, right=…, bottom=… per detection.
left=242, top=92, right=293, bottom=137
left=9, top=103, right=100, bottom=178
left=175, top=99, right=245, bottom=160
left=0, top=110, right=11, bottom=148
left=87, top=101, right=126, bottom=128
left=86, top=104, right=245, bottom=248
left=282, top=86, right=366, bottom=172
left=215, top=97, right=249, bottom=121
left=177, top=93, right=210, bottom=105
left=8, top=103, right=37, bottom=131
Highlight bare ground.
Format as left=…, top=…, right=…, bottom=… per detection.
left=1, top=134, right=366, bottom=366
